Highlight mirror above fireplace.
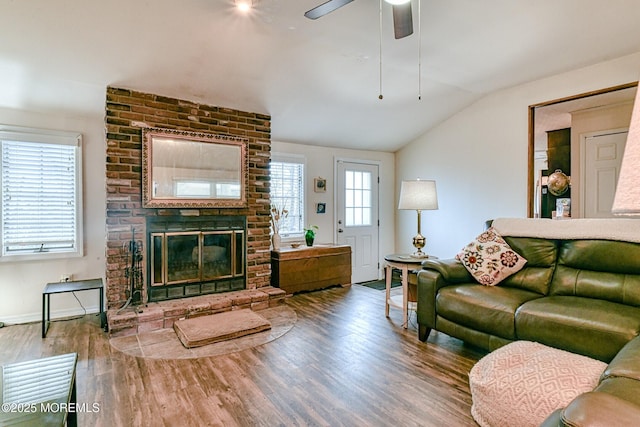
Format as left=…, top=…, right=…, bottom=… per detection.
left=142, top=127, right=248, bottom=208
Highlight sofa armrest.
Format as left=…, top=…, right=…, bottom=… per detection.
left=416, top=258, right=473, bottom=341
left=550, top=392, right=640, bottom=426
left=602, top=334, right=640, bottom=382
left=421, top=258, right=472, bottom=283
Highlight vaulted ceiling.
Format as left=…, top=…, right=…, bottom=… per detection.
left=1, top=0, right=640, bottom=152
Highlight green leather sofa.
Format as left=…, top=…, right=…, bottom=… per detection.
left=541, top=334, right=640, bottom=426
left=417, top=234, right=640, bottom=425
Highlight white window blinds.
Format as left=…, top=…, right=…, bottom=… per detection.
left=270, top=159, right=304, bottom=236
left=1, top=134, right=80, bottom=256
left=2, top=352, right=77, bottom=404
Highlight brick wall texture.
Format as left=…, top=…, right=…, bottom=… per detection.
left=105, top=87, right=272, bottom=309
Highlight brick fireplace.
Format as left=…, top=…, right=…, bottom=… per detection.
left=105, top=87, right=276, bottom=333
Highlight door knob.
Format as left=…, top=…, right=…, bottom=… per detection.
left=338, top=228, right=344, bottom=233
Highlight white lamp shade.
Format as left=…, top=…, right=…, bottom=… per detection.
left=612, top=86, right=640, bottom=215
left=398, top=180, right=438, bottom=210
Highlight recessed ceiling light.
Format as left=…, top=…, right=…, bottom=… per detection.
left=384, top=0, right=411, bottom=4
left=235, top=0, right=252, bottom=13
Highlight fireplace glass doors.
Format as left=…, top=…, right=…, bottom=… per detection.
left=149, top=229, right=245, bottom=301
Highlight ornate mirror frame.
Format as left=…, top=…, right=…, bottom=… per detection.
left=142, top=127, right=249, bottom=208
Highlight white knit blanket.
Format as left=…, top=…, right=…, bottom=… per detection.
left=491, top=217, right=640, bottom=244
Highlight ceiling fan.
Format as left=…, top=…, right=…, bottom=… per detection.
left=304, top=0, right=414, bottom=39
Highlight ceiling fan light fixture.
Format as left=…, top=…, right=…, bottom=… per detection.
left=384, top=0, right=411, bottom=5
left=235, top=0, right=253, bottom=13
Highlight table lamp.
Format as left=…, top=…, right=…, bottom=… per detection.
left=398, top=179, right=438, bottom=258
left=612, top=86, right=640, bottom=216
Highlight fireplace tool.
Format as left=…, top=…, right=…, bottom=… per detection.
left=119, top=228, right=143, bottom=311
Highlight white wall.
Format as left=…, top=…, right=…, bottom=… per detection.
left=0, top=107, right=105, bottom=324
left=272, top=141, right=395, bottom=280
left=396, top=52, right=640, bottom=259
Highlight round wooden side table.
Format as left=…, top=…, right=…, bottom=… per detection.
left=384, top=254, right=432, bottom=329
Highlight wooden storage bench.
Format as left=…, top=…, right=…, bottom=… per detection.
left=271, top=244, right=351, bottom=294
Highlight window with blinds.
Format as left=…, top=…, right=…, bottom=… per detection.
left=0, top=126, right=82, bottom=259
left=270, top=156, right=304, bottom=237
left=2, top=352, right=77, bottom=404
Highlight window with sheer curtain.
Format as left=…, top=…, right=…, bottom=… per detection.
left=0, top=126, right=82, bottom=260
left=270, top=155, right=304, bottom=237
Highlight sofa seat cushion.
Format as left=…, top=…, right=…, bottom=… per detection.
left=516, top=296, right=640, bottom=362
left=436, top=284, right=542, bottom=340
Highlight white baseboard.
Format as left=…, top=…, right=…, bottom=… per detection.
left=0, top=305, right=100, bottom=326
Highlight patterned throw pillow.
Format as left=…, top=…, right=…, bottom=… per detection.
left=457, top=227, right=527, bottom=286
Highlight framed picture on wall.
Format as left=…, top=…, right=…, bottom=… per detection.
left=316, top=203, right=326, bottom=214
left=314, top=177, right=327, bottom=193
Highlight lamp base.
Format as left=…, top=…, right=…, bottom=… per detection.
left=411, top=232, right=427, bottom=258
left=410, top=249, right=429, bottom=259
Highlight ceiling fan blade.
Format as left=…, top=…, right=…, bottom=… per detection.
left=392, top=3, right=413, bottom=39
left=304, top=0, right=354, bottom=20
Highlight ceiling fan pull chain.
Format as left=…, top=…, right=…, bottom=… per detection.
left=418, top=0, right=422, bottom=100
left=379, top=0, right=384, bottom=100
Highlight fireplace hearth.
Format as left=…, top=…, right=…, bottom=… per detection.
left=147, top=215, right=246, bottom=302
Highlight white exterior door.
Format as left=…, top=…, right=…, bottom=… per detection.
left=583, top=130, right=628, bottom=218
left=336, top=160, right=379, bottom=283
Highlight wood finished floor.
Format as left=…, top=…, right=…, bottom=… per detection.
left=0, top=285, right=487, bottom=427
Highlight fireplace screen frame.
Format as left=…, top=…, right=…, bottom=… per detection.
left=148, top=229, right=245, bottom=301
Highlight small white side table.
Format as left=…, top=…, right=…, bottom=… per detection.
left=384, top=254, right=430, bottom=328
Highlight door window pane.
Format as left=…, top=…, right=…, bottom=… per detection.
left=345, top=170, right=372, bottom=227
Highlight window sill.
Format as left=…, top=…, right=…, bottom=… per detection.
left=0, top=250, right=83, bottom=263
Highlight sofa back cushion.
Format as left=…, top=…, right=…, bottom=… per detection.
left=550, top=240, right=640, bottom=306
left=500, top=237, right=558, bottom=295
